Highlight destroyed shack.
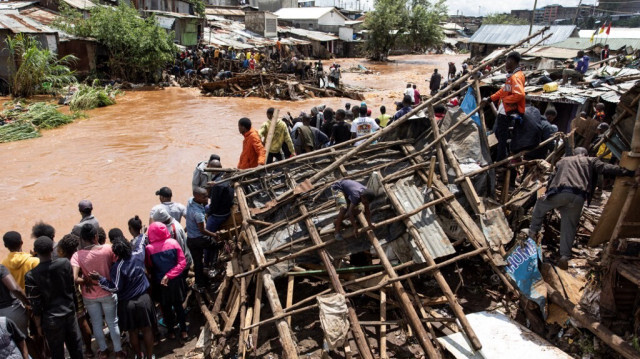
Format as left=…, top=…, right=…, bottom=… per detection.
left=185, top=27, right=640, bottom=359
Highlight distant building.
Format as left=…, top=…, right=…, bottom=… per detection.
left=274, top=7, right=348, bottom=33
left=598, top=0, right=640, bottom=14
left=469, top=24, right=576, bottom=58
left=249, top=0, right=296, bottom=13
left=143, top=10, right=202, bottom=46
left=511, top=4, right=601, bottom=24
left=245, top=11, right=277, bottom=38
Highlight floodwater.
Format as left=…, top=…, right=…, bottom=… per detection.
left=0, top=54, right=466, bottom=255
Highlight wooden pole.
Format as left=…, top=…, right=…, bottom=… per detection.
left=356, top=212, right=442, bottom=358
left=384, top=184, right=482, bottom=350
left=428, top=155, right=436, bottom=187
left=380, top=290, right=387, bottom=359
left=250, top=275, right=263, bottom=352
left=501, top=169, right=511, bottom=205
left=427, top=105, right=449, bottom=184
left=546, top=285, right=640, bottom=359
left=235, top=184, right=299, bottom=359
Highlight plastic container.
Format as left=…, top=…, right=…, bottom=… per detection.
left=543, top=81, right=559, bottom=93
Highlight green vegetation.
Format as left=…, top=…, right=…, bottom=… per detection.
left=482, top=13, right=530, bottom=25
left=0, top=102, right=80, bottom=143
left=364, top=0, right=446, bottom=61
left=187, top=0, right=206, bottom=18
left=69, top=83, right=120, bottom=111
left=54, top=3, right=177, bottom=82
left=5, top=34, right=77, bottom=98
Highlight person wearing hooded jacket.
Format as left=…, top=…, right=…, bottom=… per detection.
left=152, top=207, right=193, bottom=277
left=145, top=222, right=187, bottom=340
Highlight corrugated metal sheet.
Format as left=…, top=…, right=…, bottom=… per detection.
left=0, top=13, right=56, bottom=33
left=205, top=8, right=245, bottom=17
left=20, top=6, right=59, bottom=26
left=578, top=27, right=640, bottom=39
left=469, top=25, right=576, bottom=46
left=156, top=16, right=175, bottom=30
left=526, top=46, right=576, bottom=60
left=145, top=10, right=199, bottom=19
left=274, top=7, right=347, bottom=21
left=0, top=1, right=38, bottom=10
left=391, top=179, right=455, bottom=260
left=553, top=37, right=640, bottom=51
left=282, top=27, right=338, bottom=42
left=62, top=0, right=96, bottom=10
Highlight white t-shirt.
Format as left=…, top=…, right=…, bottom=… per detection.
left=404, top=88, right=415, bottom=102
left=150, top=202, right=187, bottom=223
left=350, top=117, right=379, bottom=146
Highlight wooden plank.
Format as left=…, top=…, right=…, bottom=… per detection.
left=286, top=275, right=294, bottom=326
left=502, top=169, right=511, bottom=205
left=427, top=105, right=449, bottom=184
left=235, top=184, right=299, bottom=359
left=250, top=275, right=263, bottom=352
left=385, top=184, right=482, bottom=351
left=380, top=290, right=387, bottom=359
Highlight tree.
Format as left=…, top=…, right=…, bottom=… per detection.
left=482, top=13, right=530, bottom=25
left=5, top=34, right=77, bottom=98
left=364, top=0, right=446, bottom=61
left=54, top=3, right=177, bottom=82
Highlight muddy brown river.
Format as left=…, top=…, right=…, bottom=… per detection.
left=0, top=54, right=466, bottom=255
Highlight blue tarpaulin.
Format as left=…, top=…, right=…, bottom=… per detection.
left=505, top=238, right=547, bottom=317
left=460, top=87, right=481, bottom=127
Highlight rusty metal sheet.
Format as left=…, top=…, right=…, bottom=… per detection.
left=480, top=207, right=514, bottom=252
left=391, top=178, right=455, bottom=260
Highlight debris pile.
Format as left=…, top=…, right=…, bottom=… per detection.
left=186, top=27, right=640, bottom=359
left=200, top=73, right=365, bottom=101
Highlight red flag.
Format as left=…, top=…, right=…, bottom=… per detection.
left=606, top=22, right=611, bottom=35
left=599, top=22, right=606, bottom=34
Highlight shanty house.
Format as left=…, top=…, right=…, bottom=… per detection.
left=469, top=25, right=576, bottom=58
left=205, top=6, right=246, bottom=22
left=245, top=10, right=277, bottom=38
left=0, top=12, right=58, bottom=90
left=133, top=0, right=192, bottom=14
left=145, top=10, right=202, bottom=47
left=250, top=0, right=296, bottom=13
left=279, top=26, right=338, bottom=58
left=274, top=7, right=348, bottom=33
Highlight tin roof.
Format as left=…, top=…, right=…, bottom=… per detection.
left=469, top=25, right=576, bottom=46
left=0, top=1, right=38, bottom=10
left=274, top=7, right=348, bottom=21
left=280, top=26, right=338, bottom=42
left=19, top=6, right=59, bottom=26
left=144, top=10, right=199, bottom=19
left=553, top=37, right=640, bottom=51
left=205, top=8, right=245, bottom=17
left=62, top=0, right=97, bottom=10
left=0, top=12, right=56, bottom=33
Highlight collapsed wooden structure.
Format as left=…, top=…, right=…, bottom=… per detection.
left=191, top=26, right=640, bottom=359
left=200, top=73, right=365, bottom=101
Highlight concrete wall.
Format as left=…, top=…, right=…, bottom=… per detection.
left=252, top=0, right=296, bottom=12
left=245, top=11, right=277, bottom=37
left=338, top=26, right=353, bottom=41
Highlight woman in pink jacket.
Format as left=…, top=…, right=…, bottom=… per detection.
left=145, top=222, right=188, bottom=340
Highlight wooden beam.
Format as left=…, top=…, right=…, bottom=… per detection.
left=380, top=290, right=387, bottom=359
left=427, top=105, right=449, bottom=184
left=235, top=184, right=299, bottom=358
left=384, top=184, right=482, bottom=350
left=250, top=275, right=263, bottom=352
left=286, top=276, right=294, bottom=326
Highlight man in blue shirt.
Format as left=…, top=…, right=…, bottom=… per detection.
left=562, top=50, right=590, bottom=85
left=186, top=187, right=219, bottom=291
left=388, top=95, right=413, bottom=126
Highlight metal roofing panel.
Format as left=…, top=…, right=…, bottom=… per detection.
left=283, top=27, right=338, bottom=42
left=469, top=25, right=575, bottom=46
left=62, top=0, right=96, bottom=10
left=274, top=7, right=347, bottom=21
left=156, top=15, right=175, bottom=30
left=205, top=8, right=245, bottom=16
left=553, top=37, right=640, bottom=51
left=20, top=7, right=59, bottom=25
left=391, top=179, right=455, bottom=260
left=0, top=1, right=38, bottom=10
left=0, top=13, right=56, bottom=33
left=578, top=27, right=640, bottom=39
left=526, top=46, right=576, bottom=59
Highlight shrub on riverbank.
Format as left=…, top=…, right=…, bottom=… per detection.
left=0, top=102, right=80, bottom=143
left=69, top=84, right=120, bottom=111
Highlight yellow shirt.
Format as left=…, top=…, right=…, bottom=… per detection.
left=597, top=143, right=612, bottom=160
left=259, top=119, right=295, bottom=154
left=377, top=114, right=391, bottom=128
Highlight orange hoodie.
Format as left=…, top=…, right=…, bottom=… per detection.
left=490, top=69, right=526, bottom=114
left=238, top=128, right=266, bottom=170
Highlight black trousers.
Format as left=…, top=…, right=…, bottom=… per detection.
left=44, top=313, right=83, bottom=359
left=187, top=236, right=217, bottom=287
left=267, top=152, right=283, bottom=164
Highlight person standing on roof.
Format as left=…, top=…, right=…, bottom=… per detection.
left=600, top=44, right=609, bottom=68
left=482, top=51, right=526, bottom=161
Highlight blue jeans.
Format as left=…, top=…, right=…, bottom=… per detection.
left=84, top=294, right=122, bottom=352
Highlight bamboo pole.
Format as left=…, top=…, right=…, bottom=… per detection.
left=243, top=247, right=486, bottom=332
left=380, top=290, right=387, bottom=359
left=427, top=105, right=449, bottom=184
left=293, top=181, right=375, bottom=359
left=384, top=184, right=482, bottom=350
left=235, top=184, right=299, bottom=359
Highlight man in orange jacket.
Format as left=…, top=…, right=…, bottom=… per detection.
left=482, top=51, right=526, bottom=161
left=237, top=117, right=266, bottom=170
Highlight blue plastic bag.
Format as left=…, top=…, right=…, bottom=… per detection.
left=460, top=87, right=481, bottom=127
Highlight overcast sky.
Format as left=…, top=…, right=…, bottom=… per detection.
left=315, top=0, right=598, bottom=15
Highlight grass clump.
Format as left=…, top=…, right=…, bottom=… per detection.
left=0, top=102, right=79, bottom=143
left=69, top=83, right=120, bottom=111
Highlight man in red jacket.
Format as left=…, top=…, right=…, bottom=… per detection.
left=482, top=51, right=526, bottom=161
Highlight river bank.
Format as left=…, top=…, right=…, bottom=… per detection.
left=0, top=54, right=466, bottom=256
